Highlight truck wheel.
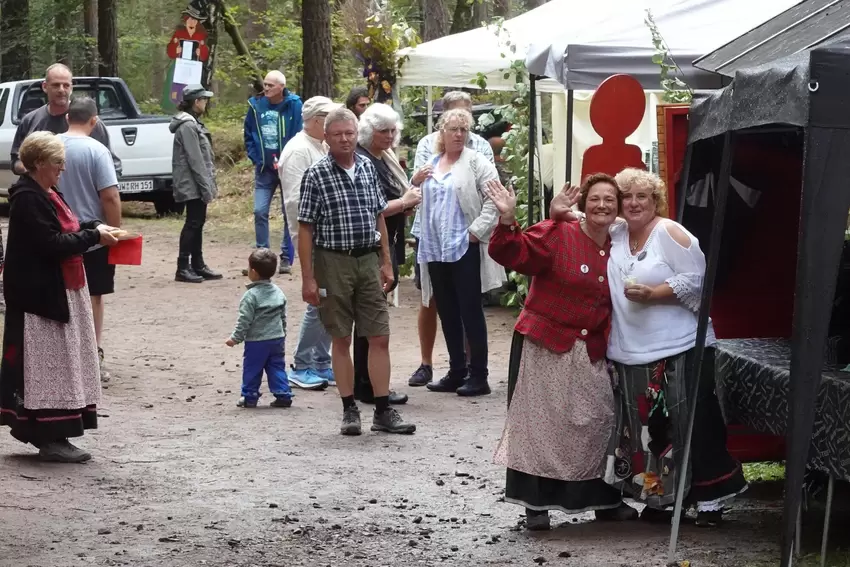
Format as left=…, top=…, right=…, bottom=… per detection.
left=154, top=195, right=184, bottom=217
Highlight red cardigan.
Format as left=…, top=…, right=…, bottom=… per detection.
left=489, top=219, right=611, bottom=362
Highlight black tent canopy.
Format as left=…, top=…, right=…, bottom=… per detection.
left=680, top=38, right=850, bottom=567
left=693, top=0, right=850, bottom=78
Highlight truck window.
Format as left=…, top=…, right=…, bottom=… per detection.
left=74, top=85, right=128, bottom=120
left=15, top=83, right=129, bottom=122
left=18, top=89, right=46, bottom=121
left=0, top=89, right=8, bottom=126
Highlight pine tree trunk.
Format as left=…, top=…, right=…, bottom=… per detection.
left=245, top=0, right=269, bottom=41
left=216, top=0, right=263, bottom=93
left=450, top=0, right=474, bottom=35
left=83, top=0, right=98, bottom=75
left=55, top=0, right=74, bottom=69
left=0, top=0, right=32, bottom=81
left=301, top=0, right=333, bottom=100
left=419, top=0, right=449, bottom=41
left=493, top=0, right=509, bottom=18
left=202, top=1, right=220, bottom=88
left=472, top=0, right=492, bottom=28
left=97, top=0, right=119, bottom=76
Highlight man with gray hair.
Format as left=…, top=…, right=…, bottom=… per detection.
left=11, top=63, right=121, bottom=176
left=57, top=96, right=122, bottom=382
left=298, top=107, right=416, bottom=436
left=277, top=95, right=339, bottom=391
left=244, top=70, right=302, bottom=274
left=407, top=90, right=495, bottom=388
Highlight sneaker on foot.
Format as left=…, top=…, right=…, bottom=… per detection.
left=371, top=408, right=416, bottom=434
left=313, top=368, right=335, bottom=387
left=39, top=440, right=91, bottom=463
left=98, top=347, right=111, bottom=383
left=288, top=368, right=329, bottom=390
left=408, top=364, right=433, bottom=387
left=525, top=509, right=551, bottom=531
left=695, top=510, right=723, bottom=527
left=237, top=397, right=258, bottom=408
left=279, top=256, right=292, bottom=275
left=270, top=396, right=292, bottom=408
left=341, top=406, right=362, bottom=436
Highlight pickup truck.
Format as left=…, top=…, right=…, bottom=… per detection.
left=0, top=77, right=182, bottom=215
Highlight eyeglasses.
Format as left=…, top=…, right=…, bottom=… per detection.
left=444, top=126, right=469, bottom=135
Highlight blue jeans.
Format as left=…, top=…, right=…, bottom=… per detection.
left=241, top=338, right=292, bottom=402
left=292, top=304, right=332, bottom=371
left=253, top=168, right=294, bottom=263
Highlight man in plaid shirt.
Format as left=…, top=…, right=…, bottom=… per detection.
left=298, top=107, right=416, bottom=437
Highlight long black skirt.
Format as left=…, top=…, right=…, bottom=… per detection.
left=503, top=332, right=623, bottom=513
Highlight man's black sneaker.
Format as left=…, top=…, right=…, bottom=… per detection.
left=270, top=397, right=292, bottom=408
left=340, top=406, right=362, bottom=436
left=371, top=408, right=416, bottom=434
left=279, top=255, right=292, bottom=275
left=408, top=364, right=433, bottom=387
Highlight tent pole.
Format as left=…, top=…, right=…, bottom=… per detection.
left=426, top=86, right=433, bottom=134
left=676, top=143, right=693, bottom=222
left=667, top=131, right=736, bottom=564
left=820, top=475, right=835, bottom=567
left=796, top=501, right=802, bottom=558
left=535, top=92, right=544, bottom=219
left=566, top=89, right=574, bottom=184
left=527, top=75, right=538, bottom=224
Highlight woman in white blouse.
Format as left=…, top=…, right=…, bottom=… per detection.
left=605, top=169, right=746, bottom=527
left=415, top=108, right=505, bottom=397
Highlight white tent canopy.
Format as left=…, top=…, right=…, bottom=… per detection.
left=396, top=0, right=582, bottom=92
left=398, top=0, right=801, bottom=92
left=527, top=0, right=802, bottom=90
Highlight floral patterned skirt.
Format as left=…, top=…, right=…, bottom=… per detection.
left=0, top=289, right=100, bottom=446
left=495, top=332, right=623, bottom=513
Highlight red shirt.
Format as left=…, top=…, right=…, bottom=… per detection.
left=48, top=190, right=86, bottom=291
left=489, top=220, right=611, bottom=362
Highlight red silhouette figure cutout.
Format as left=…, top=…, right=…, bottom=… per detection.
left=581, top=74, right=646, bottom=181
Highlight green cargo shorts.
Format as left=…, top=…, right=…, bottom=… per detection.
left=314, top=247, right=390, bottom=339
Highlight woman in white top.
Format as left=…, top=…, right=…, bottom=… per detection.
left=606, top=169, right=746, bottom=527
left=415, top=108, right=505, bottom=397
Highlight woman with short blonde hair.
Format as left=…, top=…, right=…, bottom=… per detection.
left=606, top=169, right=746, bottom=526
left=415, top=106, right=506, bottom=397
left=0, top=131, right=118, bottom=463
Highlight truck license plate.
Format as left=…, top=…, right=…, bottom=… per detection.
left=119, top=179, right=154, bottom=193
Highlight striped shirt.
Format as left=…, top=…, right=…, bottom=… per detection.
left=298, top=153, right=388, bottom=251
left=417, top=156, right=469, bottom=264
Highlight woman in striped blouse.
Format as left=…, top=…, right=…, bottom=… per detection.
left=415, top=108, right=506, bottom=398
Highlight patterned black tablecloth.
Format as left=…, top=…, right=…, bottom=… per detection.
left=716, top=338, right=850, bottom=481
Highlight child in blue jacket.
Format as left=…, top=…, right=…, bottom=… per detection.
left=226, top=248, right=292, bottom=408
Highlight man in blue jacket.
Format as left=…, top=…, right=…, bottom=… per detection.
left=244, top=70, right=303, bottom=273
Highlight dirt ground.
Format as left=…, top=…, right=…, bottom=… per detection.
left=0, top=215, right=812, bottom=567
